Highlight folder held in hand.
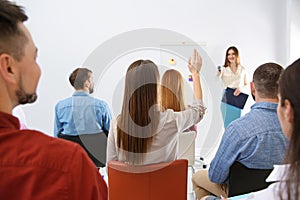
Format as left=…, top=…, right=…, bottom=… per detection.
left=221, top=87, right=249, bottom=109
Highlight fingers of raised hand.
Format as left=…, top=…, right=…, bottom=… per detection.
left=188, top=49, right=202, bottom=73
left=192, top=49, right=202, bottom=71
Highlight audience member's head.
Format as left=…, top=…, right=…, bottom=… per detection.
left=0, top=1, right=108, bottom=199
left=161, top=69, right=186, bottom=111
left=69, top=67, right=94, bottom=93
left=223, top=46, right=240, bottom=67
left=250, top=62, right=283, bottom=101
left=0, top=0, right=40, bottom=110
left=117, top=60, right=160, bottom=164
left=0, top=0, right=27, bottom=61
left=277, top=58, right=300, bottom=199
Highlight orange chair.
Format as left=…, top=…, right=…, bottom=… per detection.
left=108, top=159, right=188, bottom=200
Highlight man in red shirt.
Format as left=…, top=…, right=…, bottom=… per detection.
left=0, top=0, right=107, bottom=199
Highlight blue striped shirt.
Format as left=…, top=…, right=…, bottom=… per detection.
left=209, top=102, right=288, bottom=184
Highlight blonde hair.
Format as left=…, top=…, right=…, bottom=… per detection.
left=161, top=69, right=187, bottom=111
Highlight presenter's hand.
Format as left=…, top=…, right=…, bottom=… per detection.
left=188, top=49, right=202, bottom=74
left=233, top=88, right=241, bottom=96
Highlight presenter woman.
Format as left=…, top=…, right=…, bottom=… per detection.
left=217, top=46, right=248, bottom=128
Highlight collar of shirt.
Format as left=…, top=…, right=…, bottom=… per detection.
left=251, top=102, right=278, bottom=111
left=72, top=91, right=89, bottom=96
left=0, top=111, right=20, bottom=130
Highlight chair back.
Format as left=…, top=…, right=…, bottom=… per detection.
left=178, top=131, right=196, bottom=166
left=58, top=132, right=107, bottom=168
left=108, top=159, right=188, bottom=200
left=228, top=161, right=273, bottom=197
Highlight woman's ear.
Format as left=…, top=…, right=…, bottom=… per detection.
left=0, top=53, right=17, bottom=84
left=284, top=99, right=294, bottom=123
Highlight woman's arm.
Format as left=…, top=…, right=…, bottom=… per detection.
left=188, top=49, right=203, bottom=101
left=174, top=49, right=206, bottom=132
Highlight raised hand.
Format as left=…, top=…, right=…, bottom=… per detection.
left=188, top=49, right=202, bottom=73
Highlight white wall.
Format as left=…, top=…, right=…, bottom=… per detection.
left=288, top=0, right=300, bottom=64
left=14, top=0, right=291, bottom=158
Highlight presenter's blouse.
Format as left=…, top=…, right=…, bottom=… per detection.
left=220, top=64, right=247, bottom=91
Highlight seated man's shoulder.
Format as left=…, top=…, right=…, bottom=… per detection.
left=55, top=97, right=72, bottom=109
left=94, top=98, right=108, bottom=104
left=93, top=98, right=110, bottom=109
left=227, top=108, right=276, bottom=137
left=225, top=115, right=256, bottom=139
left=17, top=130, right=86, bottom=171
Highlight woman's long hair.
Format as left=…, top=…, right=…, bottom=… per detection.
left=223, top=46, right=240, bottom=67
left=160, top=69, right=186, bottom=111
left=116, top=60, right=160, bottom=164
left=278, top=58, right=300, bottom=200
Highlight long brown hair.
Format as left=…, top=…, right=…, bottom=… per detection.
left=117, top=60, right=160, bottom=164
left=161, top=69, right=186, bottom=111
left=278, top=58, right=300, bottom=200
left=223, top=46, right=240, bottom=67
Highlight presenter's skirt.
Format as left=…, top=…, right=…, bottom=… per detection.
left=221, top=102, right=241, bottom=128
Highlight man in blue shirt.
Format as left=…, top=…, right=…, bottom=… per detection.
left=192, top=63, right=288, bottom=199
left=54, top=67, right=111, bottom=167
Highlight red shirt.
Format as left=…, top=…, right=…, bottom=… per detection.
left=0, top=111, right=107, bottom=200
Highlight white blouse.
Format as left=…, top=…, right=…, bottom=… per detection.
left=106, top=100, right=206, bottom=165
left=220, top=65, right=247, bottom=91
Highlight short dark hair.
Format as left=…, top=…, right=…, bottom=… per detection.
left=0, top=0, right=28, bottom=61
left=253, top=63, right=283, bottom=99
left=69, top=68, right=92, bottom=90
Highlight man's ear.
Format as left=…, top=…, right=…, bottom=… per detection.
left=83, top=79, right=90, bottom=89
left=0, top=53, right=17, bottom=84
left=284, top=99, right=294, bottom=123
left=250, top=82, right=255, bottom=95
left=84, top=79, right=88, bottom=87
